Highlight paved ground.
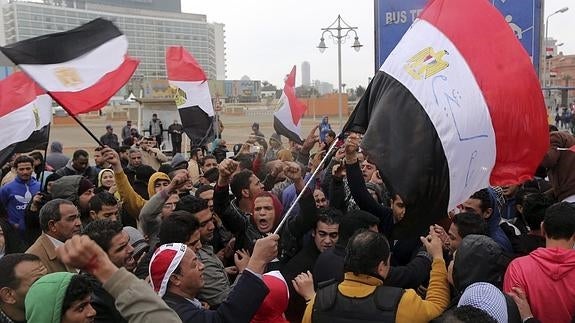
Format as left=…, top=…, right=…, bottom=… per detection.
left=52, top=113, right=341, bottom=158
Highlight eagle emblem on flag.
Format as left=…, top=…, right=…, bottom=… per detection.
left=170, top=85, right=188, bottom=106
left=404, top=47, right=449, bottom=80
left=32, top=105, right=40, bottom=129
left=54, top=67, right=83, bottom=87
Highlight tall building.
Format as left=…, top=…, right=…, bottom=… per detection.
left=43, top=0, right=182, bottom=13
left=301, top=61, right=311, bottom=87
left=1, top=0, right=226, bottom=80
left=211, top=22, right=227, bottom=80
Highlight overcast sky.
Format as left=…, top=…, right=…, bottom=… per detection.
left=182, top=0, right=574, bottom=89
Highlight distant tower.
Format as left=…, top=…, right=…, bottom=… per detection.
left=301, top=61, right=311, bottom=87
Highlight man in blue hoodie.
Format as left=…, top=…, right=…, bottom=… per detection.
left=461, top=188, right=513, bottom=254
left=0, top=155, right=40, bottom=237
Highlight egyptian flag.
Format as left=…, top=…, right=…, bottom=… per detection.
left=0, top=18, right=138, bottom=115
left=0, top=72, right=52, bottom=166
left=273, top=66, right=307, bottom=144
left=166, top=46, right=214, bottom=147
left=344, top=0, right=549, bottom=238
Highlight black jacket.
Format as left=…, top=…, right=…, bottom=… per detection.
left=214, top=184, right=318, bottom=259
left=163, top=270, right=268, bottom=323
left=281, top=242, right=321, bottom=322
left=345, top=161, right=394, bottom=238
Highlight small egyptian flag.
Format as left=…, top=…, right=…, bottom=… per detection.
left=0, top=18, right=139, bottom=115
left=273, top=66, right=307, bottom=144
left=344, top=0, right=549, bottom=238
left=0, top=72, right=52, bottom=166
left=166, top=46, right=214, bottom=147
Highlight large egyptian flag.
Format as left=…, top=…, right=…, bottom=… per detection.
left=273, top=66, right=307, bottom=144
left=344, top=0, right=549, bottom=238
left=0, top=72, right=52, bottom=166
left=166, top=46, right=214, bottom=147
left=0, top=18, right=139, bottom=115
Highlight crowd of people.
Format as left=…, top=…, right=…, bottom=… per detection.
left=0, top=117, right=573, bottom=323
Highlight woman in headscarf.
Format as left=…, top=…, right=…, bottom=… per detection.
left=96, top=168, right=121, bottom=201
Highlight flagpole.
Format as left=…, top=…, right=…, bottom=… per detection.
left=273, top=138, right=339, bottom=235
left=51, top=96, right=104, bottom=147
left=38, top=123, right=51, bottom=186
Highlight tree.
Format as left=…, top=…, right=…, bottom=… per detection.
left=261, top=81, right=277, bottom=91
left=295, top=86, right=320, bottom=98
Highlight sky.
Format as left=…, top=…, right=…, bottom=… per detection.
left=182, top=0, right=574, bottom=90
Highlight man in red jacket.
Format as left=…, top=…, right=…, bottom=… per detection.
left=503, top=202, right=575, bottom=323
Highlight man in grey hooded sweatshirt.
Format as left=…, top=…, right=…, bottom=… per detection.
left=46, top=141, right=69, bottom=170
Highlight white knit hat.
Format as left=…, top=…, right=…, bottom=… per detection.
left=458, top=282, right=508, bottom=323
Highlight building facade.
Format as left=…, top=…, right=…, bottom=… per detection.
left=313, top=80, right=334, bottom=96
left=211, top=22, right=226, bottom=80
left=1, top=0, right=226, bottom=81
left=548, top=53, right=575, bottom=106
left=301, top=61, right=310, bottom=87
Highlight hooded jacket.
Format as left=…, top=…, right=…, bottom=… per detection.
left=453, top=235, right=511, bottom=296
left=25, top=272, right=73, bottom=323
left=26, top=269, right=182, bottom=323
left=55, top=160, right=98, bottom=185
left=0, top=175, right=40, bottom=236
left=138, top=173, right=173, bottom=247
left=46, top=142, right=69, bottom=170
left=147, top=172, right=170, bottom=199
left=504, top=247, right=575, bottom=323
left=50, top=175, right=82, bottom=206
left=541, top=131, right=575, bottom=201
left=446, top=235, right=520, bottom=323
left=251, top=271, right=289, bottom=323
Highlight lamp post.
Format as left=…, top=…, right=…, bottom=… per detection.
left=544, top=7, right=568, bottom=89
left=317, top=15, right=362, bottom=128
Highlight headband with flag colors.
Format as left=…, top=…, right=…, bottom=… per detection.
left=149, top=243, right=188, bottom=297
left=0, top=18, right=139, bottom=116
left=273, top=66, right=308, bottom=144
left=0, top=72, right=52, bottom=166
left=343, top=0, right=549, bottom=238
left=166, top=46, right=215, bottom=147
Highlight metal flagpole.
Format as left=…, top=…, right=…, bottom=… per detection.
left=38, top=123, right=51, bottom=186
left=273, top=138, right=340, bottom=235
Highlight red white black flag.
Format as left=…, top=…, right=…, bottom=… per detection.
left=0, top=18, right=139, bottom=115
left=166, top=46, right=214, bottom=147
left=344, top=0, right=549, bottom=238
left=0, top=72, right=52, bottom=166
left=273, top=66, right=307, bottom=144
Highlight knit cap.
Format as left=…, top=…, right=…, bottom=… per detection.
left=457, top=282, right=508, bottom=323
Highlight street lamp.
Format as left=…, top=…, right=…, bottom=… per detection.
left=544, top=7, right=569, bottom=88
left=317, top=15, right=361, bottom=128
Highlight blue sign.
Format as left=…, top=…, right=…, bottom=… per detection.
left=374, top=0, right=542, bottom=74
left=0, top=66, right=11, bottom=80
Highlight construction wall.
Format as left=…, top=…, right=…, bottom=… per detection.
left=300, top=93, right=349, bottom=118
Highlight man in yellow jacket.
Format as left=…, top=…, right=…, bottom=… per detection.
left=302, top=228, right=449, bottom=323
